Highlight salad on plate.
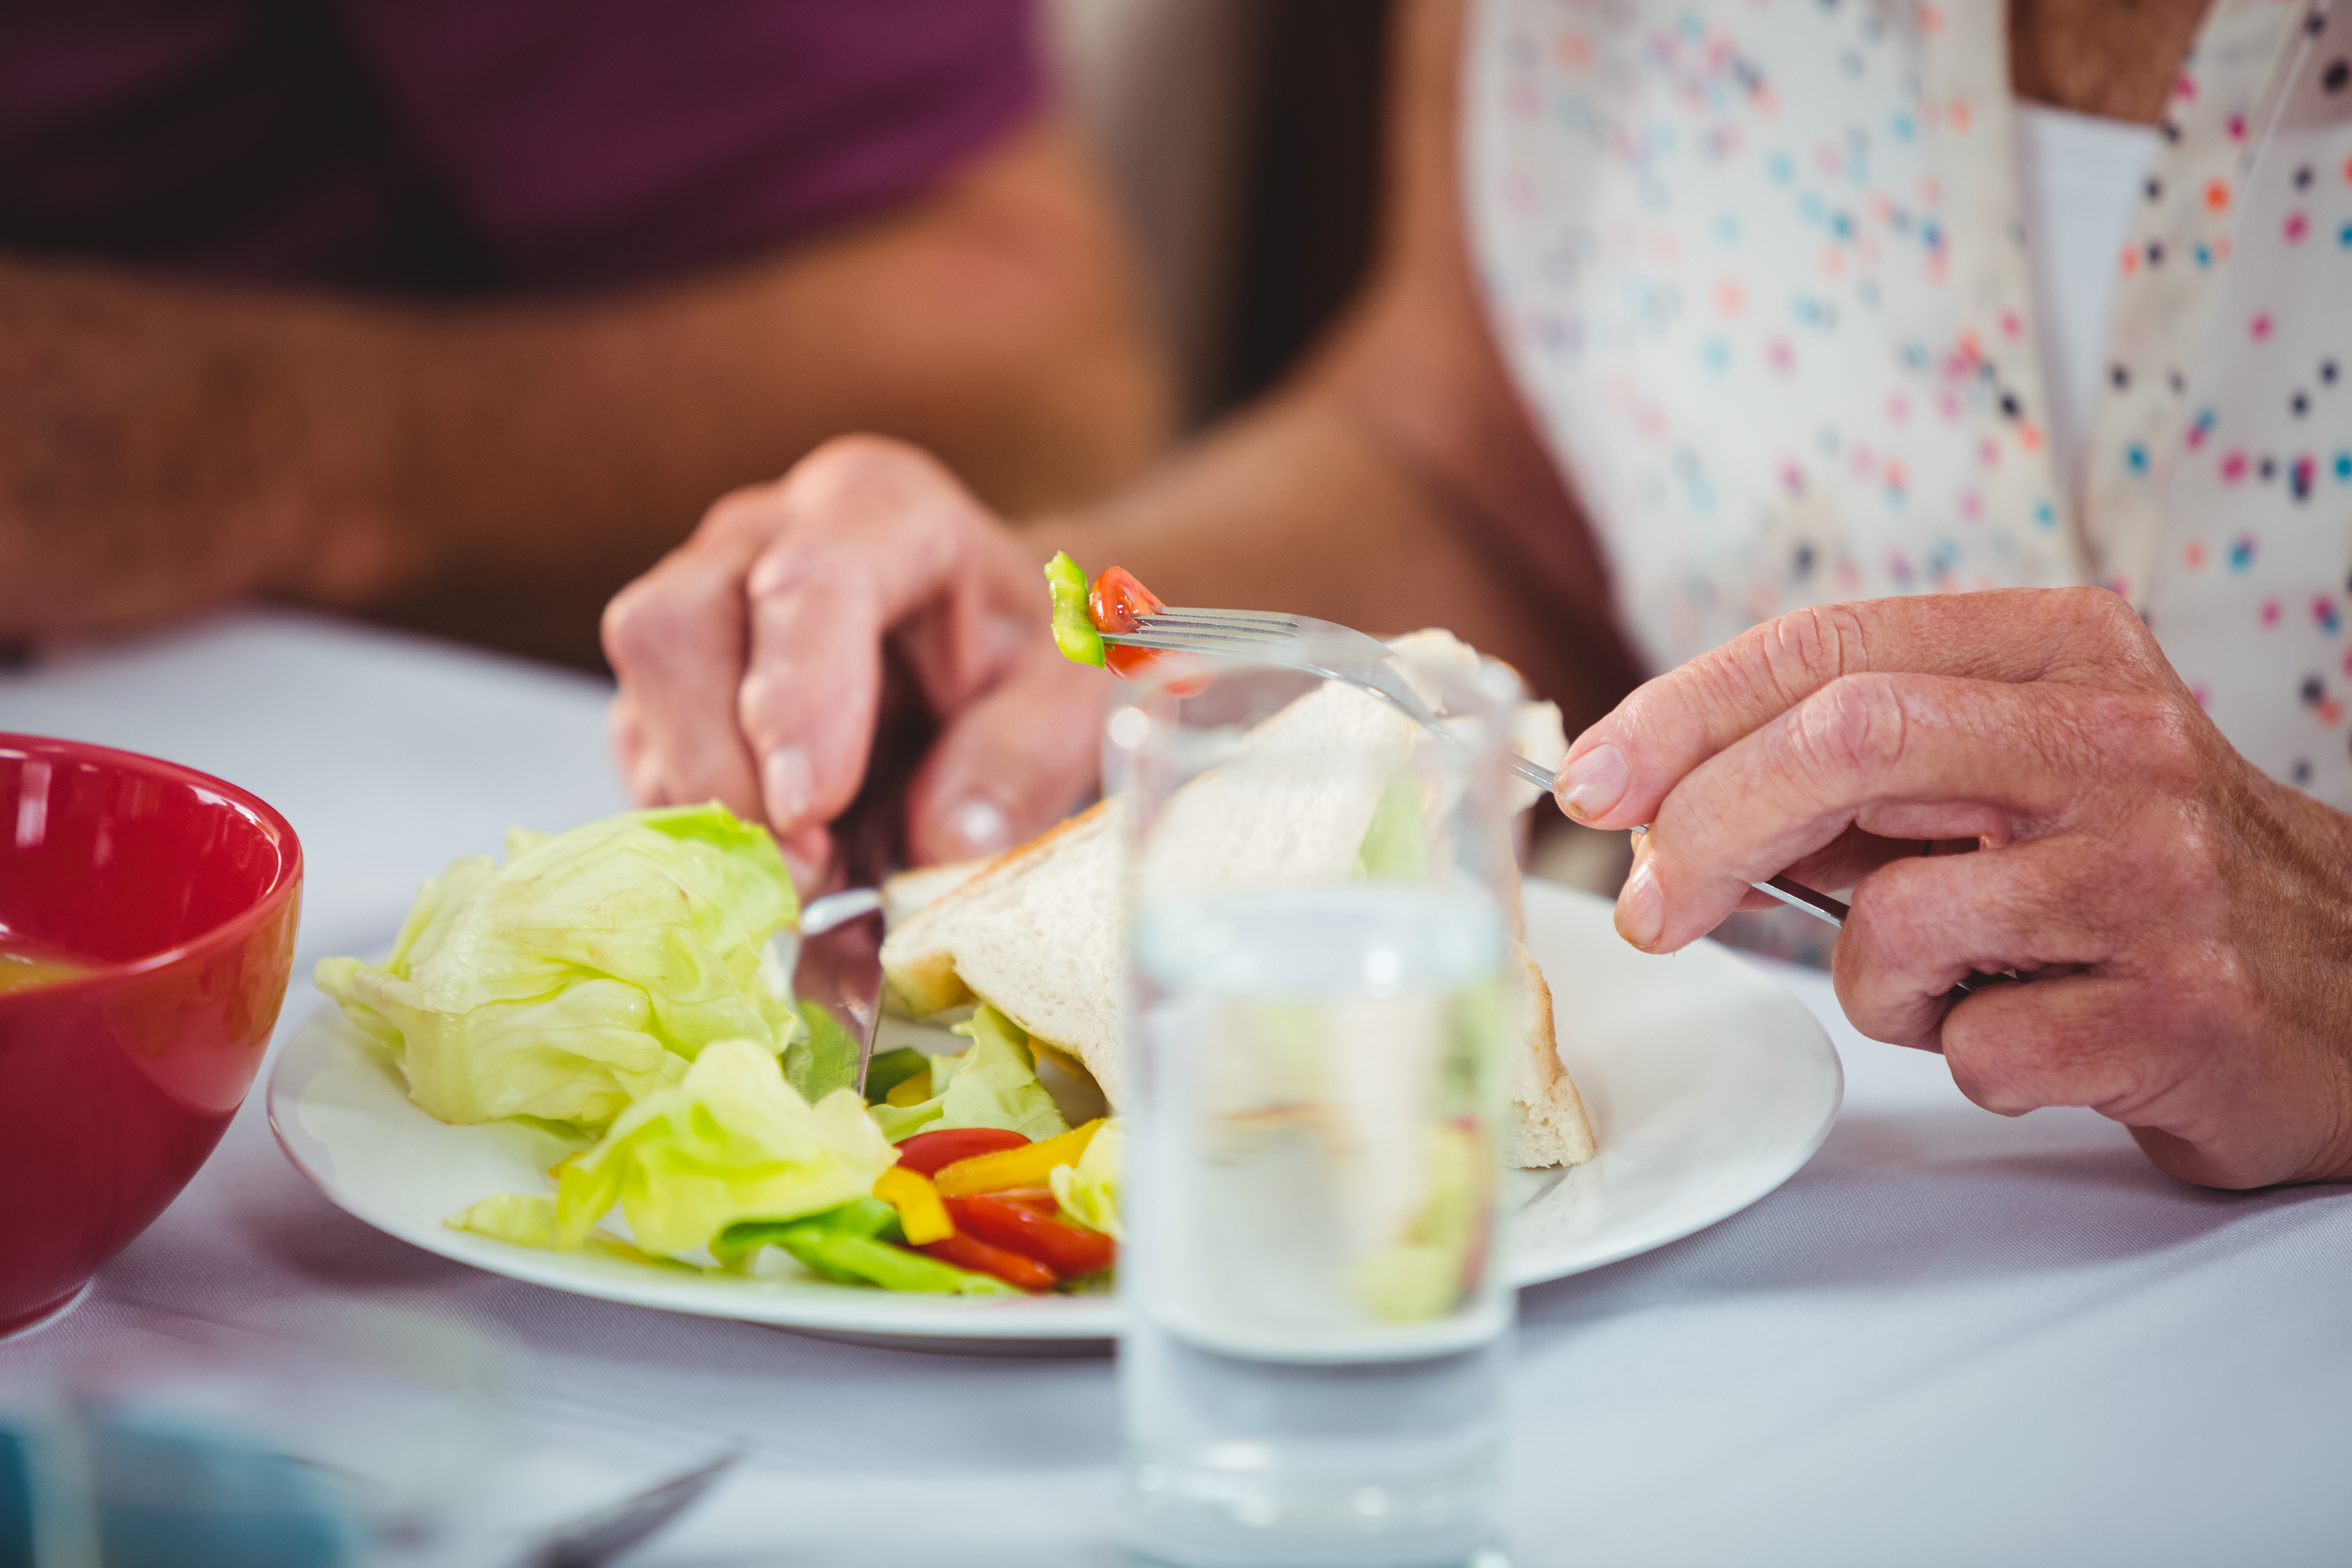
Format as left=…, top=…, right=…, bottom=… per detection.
left=317, top=803, right=1123, bottom=1300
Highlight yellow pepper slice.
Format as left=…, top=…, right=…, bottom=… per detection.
left=883, top=1066, right=934, bottom=1107
left=932, top=1119, right=1106, bottom=1198
left=873, top=1164, right=954, bottom=1245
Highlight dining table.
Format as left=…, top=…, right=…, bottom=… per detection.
left=1, top=605, right=2346, bottom=1567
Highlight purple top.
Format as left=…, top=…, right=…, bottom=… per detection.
left=0, top=0, right=1045, bottom=295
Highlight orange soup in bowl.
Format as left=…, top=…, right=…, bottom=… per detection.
left=0, top=936, right=94, bottom=995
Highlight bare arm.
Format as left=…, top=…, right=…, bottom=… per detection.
left=0, top=119, right=1170, bottom=666
left=1058, top=0, right=2211, bottom=753
left=1045, top=0, right=1633, bottom=727
left=1070, top=0, right=2209, bottom=706
left=604, top=0, right=1633, bottom=878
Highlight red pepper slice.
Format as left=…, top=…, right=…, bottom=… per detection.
left=992, top=1187, right=1061, bottom=1214
left=950, top=1195, right=1117, bottom=1279
left=893, top=1127, right=1030, bottom=1177
left=917, top=1232, right=1057, bottom=1294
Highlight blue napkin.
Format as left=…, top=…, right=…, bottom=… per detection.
left=0, top=1413, right=358, bottom=1568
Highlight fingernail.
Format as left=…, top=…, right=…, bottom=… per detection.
left=947, top=797, right=1014, bottom=857
left=764, top=746, right=814, bottom=825
left=1558, top=743, right=1628, bottom=822
left=1616, top=857, right=1664, bottom=950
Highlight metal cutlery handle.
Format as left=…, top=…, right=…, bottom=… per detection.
left=1621, top=825, right=2018, bottom=996
left=800, top=886, right=883, bottom=936
left=1506, top=751, right=1560, bottom=791
left=1624, top=823, right=1850, bottom=928
left=522, top=1446, right=745, bottom=1568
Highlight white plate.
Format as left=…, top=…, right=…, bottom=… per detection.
left=268, top=881, right=1841, bottom=1354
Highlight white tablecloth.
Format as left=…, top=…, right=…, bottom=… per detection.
left=3, top=609, right=2347, bottom=1567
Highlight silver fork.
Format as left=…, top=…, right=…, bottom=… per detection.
left=516, top=1445, right=745, bottom=1567
left=1106, top=608, right=1853, bottom=928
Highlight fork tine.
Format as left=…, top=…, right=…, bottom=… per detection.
left=1151, top=608, right=1299, bottom=629
left=1133, top=611, right=1289, bottom=639
left=1138, top=616, right=1289, bottom=634
left=1130, top=622, right=1286, bottom=642
left=1155, top=605, right=1298, bottom=624
left=1106, top=628, right=1279, bottom=651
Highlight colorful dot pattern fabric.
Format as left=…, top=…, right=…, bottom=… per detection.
left=2127, top=8, right=2352, bottom=801
left=1466, top=0, right=2352, bottom=812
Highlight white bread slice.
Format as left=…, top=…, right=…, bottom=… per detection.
left=881, top=859, right=987, bottom=931
left=1137, top=675, right=1420, bottom=901
left=1382, top=629, right=1569, bottom=817
left=883, top=677, right=1416, bottom=1109
left=883, top=796, right=1131, bottom=1106
left=1504, top=942, right=1594, bottom=1167
left=878, top=631, right=1595, bottom=1167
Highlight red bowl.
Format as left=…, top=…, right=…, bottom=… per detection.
left=0, top=735, right=301, bottom=1335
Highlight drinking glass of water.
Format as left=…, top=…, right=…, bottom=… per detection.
left=1109, top=640, right=1522, bottom=1568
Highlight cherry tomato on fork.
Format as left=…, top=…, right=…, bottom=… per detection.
left=1088, top=565, right=1209, bottom=690
left=1087, top=565, right=1164, bottom=634
left=1089, top=566, right=1177, bottom=682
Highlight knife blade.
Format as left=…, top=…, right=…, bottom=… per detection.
left=789, top=678, right=918, bottom=1097
left=791, top=886, right=886, bottom=1098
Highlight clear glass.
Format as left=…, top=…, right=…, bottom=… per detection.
left=1111, top=641, right=1522, bottom=1568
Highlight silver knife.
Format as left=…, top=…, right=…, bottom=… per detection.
left=789, top=886, right=886, bottom=1098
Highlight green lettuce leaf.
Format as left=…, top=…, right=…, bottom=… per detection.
left=715, top=1196, right=902, bottom=1264
left=1050, top=1116, right=1123, bottom=1239
left=446, top=1193, right=560, bottom=1249
left=317, top=804, right=804, bottom=1130
left=547, top=1038, right=898, bottom=1259
left=869, top=1005, right=1071, bottom=1143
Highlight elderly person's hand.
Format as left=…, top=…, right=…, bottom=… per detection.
left=1553, top=588, right=2352, bottom=1190
left=602, top=435, right=1108, bottom=886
